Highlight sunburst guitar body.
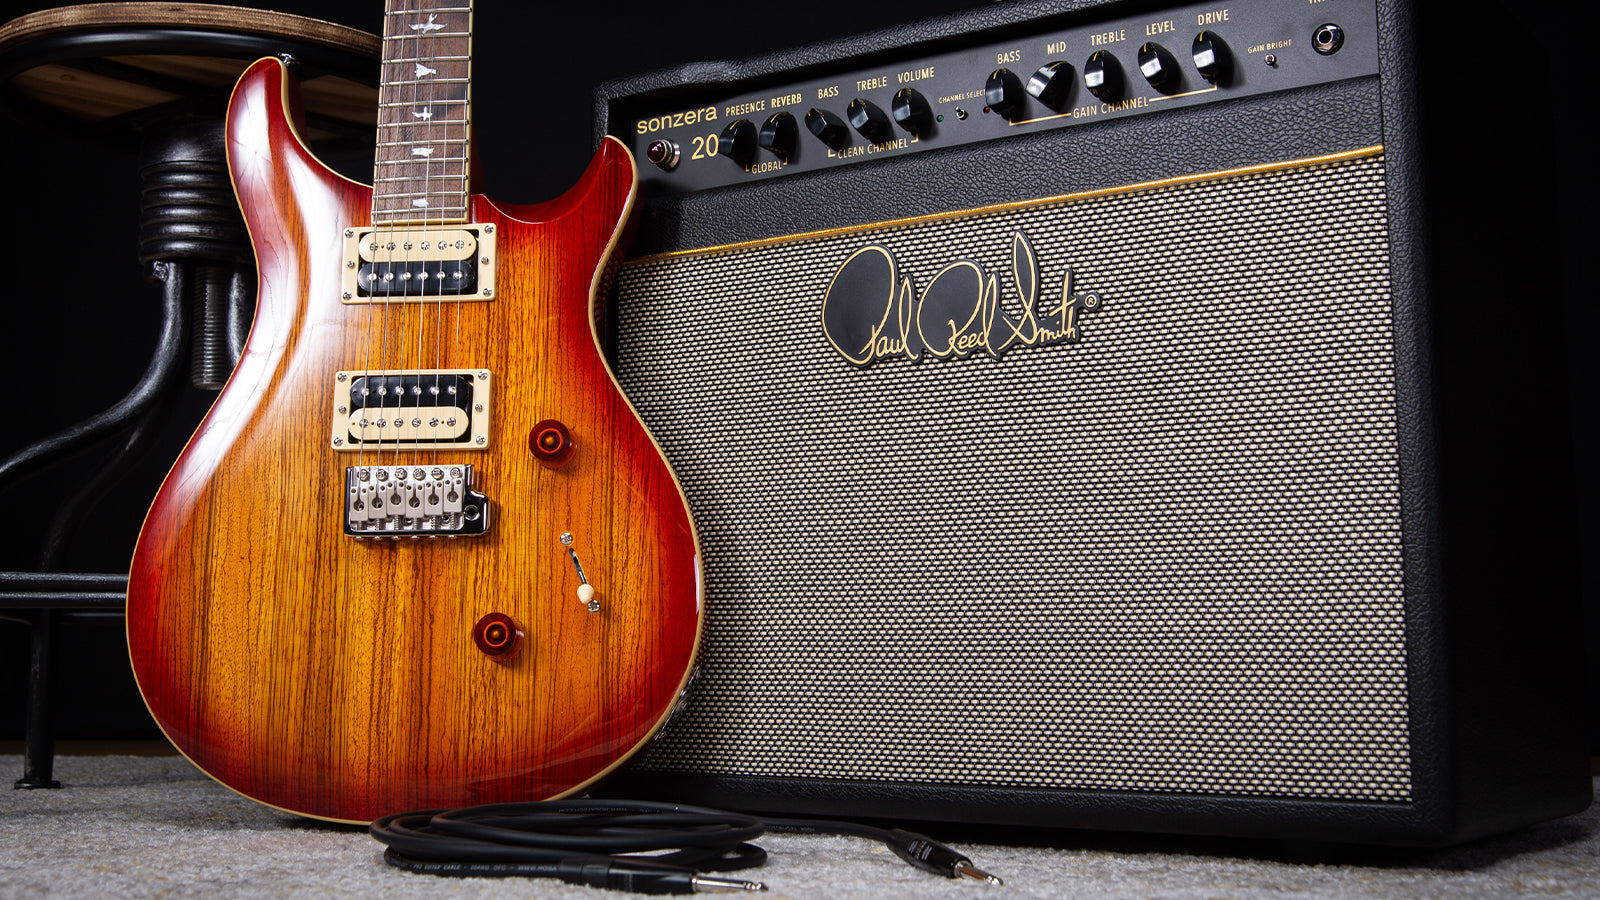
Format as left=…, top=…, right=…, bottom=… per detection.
left=126, top=7, right=700, bottom=824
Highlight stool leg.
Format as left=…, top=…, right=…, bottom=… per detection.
left=15, top=608, right=62, bottom=790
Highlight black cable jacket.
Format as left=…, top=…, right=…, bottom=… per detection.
left=369, top=798, right=1002, bottom=893
left=372, top=800, right=770, bottom=873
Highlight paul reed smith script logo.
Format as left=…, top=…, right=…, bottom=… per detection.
left=821, top=231, right=1103, bottom=368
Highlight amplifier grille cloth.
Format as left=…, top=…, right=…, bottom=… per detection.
left=613, top=153, right=1410, bottom=801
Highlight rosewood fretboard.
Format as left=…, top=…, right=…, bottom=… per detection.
left=373, top=0, right=472, bottom=224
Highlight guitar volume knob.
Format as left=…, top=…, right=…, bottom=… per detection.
left=530, top=419, right=574, bottom=468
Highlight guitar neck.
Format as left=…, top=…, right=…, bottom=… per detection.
left=374, top=0, right=473, bottom=224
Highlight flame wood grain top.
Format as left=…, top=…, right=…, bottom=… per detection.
left=126, top=57, right=701, bottom=823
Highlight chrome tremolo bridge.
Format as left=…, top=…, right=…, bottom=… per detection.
left=345, top=464, right=489, bottom=538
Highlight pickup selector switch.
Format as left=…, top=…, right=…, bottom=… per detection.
left=1026, top=60, right=1074, bottom=110
left=891, top=87, right=933, bottom=136
left=1191, top=30, right=1231, bottom=83
left=805, top=107, right=851, bottom=150
left=1137, top=42, right=1181, bottom=92
left=1083, top=50, right=1123, bottom=102
left=758, top=111, right=799, bottom=161
left=718, top=118, right=756, bottom=166
left=846, top=97, right=893, bottom=142
left=984, top=67, right=1025, bottom=119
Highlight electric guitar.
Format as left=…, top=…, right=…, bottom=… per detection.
left=126, top=0, right=701, bottom=823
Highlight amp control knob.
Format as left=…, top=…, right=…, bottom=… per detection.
left=1191, top=30, right=1231, bottom=83
left=1083, top=50, right=1123, bottom=102
left=718, top=118, right=756, bottom=166
left=984, top=67, right=1026, bottom=120
left=805, top=107, right=851, bottom=150
left=1137, top=41, right=1180, bottom=92
left=891, top=87, right=934, bottom=136
left=1025, top=60, right=1074, bottom=110
left=846, top=97, right=893, bottom=142
left=758, top=111, right=799, bottom=161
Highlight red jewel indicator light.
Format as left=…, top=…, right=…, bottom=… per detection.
left=645, top=139, right=679, bottom=171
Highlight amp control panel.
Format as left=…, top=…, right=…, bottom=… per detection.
left=611, top=0, right=1378, bottom=195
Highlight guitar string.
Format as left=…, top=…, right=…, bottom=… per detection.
left=434, top=0, right=462, bottom=475
left=402, top=0, right=423, bottom=475
left=359, top=2, right=394, bottom=474
left=449, top=0, right=467, bottom=476
left=374, top=0, right=398, bottom=472
left=415, top=0, right=435, bottom=475
left=422, top=0, right=446, bottom=476
left=443, top=0, right=470, bottom=476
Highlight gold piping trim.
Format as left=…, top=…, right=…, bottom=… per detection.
left=626, top=144, right=1385, bottom=265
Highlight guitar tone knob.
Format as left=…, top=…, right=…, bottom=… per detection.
left=473, top=612, right=524, bottom=661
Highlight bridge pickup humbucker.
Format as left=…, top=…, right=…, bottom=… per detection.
left=344, top=464, right=489, bottom=537
left=341, top=225, right=495, bottom=303
left=331, top=369, right=490, bottom=450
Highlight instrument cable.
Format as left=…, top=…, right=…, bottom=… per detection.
left=370, top=799, right=1003, bottom=894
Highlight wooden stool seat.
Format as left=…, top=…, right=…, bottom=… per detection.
left=0, top=2, right=378, bottom=145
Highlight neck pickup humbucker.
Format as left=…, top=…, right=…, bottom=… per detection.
left=341, top=224, right=496, bottom=302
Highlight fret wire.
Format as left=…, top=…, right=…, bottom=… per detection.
left=383, top=55, right=470, bottom=63
left=375, top=1, right=474, bottom=227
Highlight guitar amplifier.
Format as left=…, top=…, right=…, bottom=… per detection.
left=593, top=0, right=1589, bottom=844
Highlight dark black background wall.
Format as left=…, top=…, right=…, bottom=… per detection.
left=2, top=0, right=1595, bottom=749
